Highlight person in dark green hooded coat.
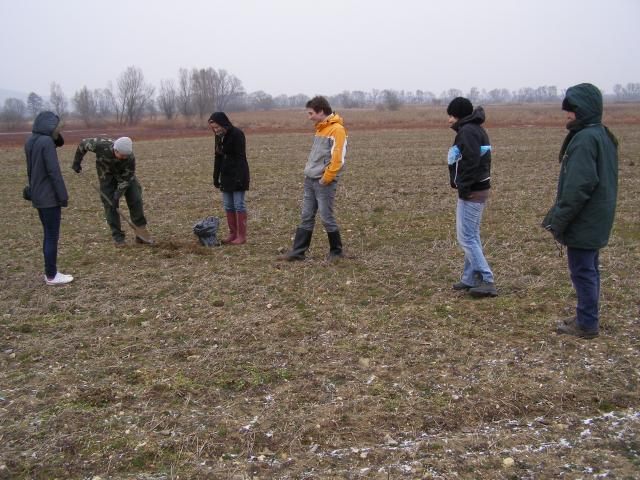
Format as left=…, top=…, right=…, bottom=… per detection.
left=542, top=83, right=618, bottom=339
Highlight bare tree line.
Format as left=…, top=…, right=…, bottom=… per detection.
left=613, top=83, right=640, bottom=101
left=1, top=65, right=248, bottom=129
left=2, top=68, right=640, bottom=130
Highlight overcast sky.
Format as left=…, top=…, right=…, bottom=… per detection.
left=1, top=0, right=639, bottom=98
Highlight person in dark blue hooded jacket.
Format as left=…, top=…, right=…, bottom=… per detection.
left=24, top=111, right=73, bottom=285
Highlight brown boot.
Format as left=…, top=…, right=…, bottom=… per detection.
left=556, top=317, right=599, bottom=339
left=222, top=210, right=237, bottom=244
left=230, top=211, right=247, bottom=245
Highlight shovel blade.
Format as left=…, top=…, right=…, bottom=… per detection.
left=134, top=225, right=155, bottom=244
left=114, top=207, right=155, bottom=244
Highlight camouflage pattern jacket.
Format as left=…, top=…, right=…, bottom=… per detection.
left=73, top=137, right=137, bottom=196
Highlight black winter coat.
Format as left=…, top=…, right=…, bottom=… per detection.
left=212, top=116, right=250, bottom=192
left=25, top=111, right=68, bottom=208
left=448, top=107, right=491, bottom=199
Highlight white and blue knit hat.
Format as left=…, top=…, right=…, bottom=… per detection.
left=113, top=137, right=133, bottom=156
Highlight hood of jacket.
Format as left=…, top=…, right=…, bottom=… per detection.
left=563, top=83, right=602, bottom=125
left=451, top=107, right=485, bottom=132
left=315, top=113, right=344, bottom=132
left=209, top=112, right=233, bottom=128
left=32, top=111, right=59, bottom=136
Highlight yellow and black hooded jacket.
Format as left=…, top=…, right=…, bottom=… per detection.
left=303, top=113, right=347, bottom=183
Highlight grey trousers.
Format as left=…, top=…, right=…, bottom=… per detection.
left=299, top=177, right=339, bottom=232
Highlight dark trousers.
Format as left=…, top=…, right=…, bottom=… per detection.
left=37, top=206, right=61, bottom=279
left=99, top=178, right=147, bottom=241
left=567, top=247, right=600, bottom=332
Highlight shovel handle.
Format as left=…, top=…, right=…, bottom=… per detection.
left=91, top=183, right=115, bottom=207
left=90, top=184, right=138, bottom=231
left=88, top=183, right=153, bottom=243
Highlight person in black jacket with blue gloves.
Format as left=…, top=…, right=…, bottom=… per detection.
left=25, top=111, right=73, bottom=285
left=208, top=112, right=250, bottom=245
left=543, top=83, right=618, bottom=339
left=447, top=97, right=497, bottom=297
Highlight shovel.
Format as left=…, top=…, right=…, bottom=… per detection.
left=91, top=184, right=155, bottom=244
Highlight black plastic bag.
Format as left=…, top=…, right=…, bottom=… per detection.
left=193, top=216, right=221, bottom=247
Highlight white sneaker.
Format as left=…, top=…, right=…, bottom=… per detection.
left=44, top=272, right=74, bottom=285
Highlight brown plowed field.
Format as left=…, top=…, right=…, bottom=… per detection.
left=2, top=103, right=639, bottom=147
left=1, top=117, right=639, bottom=477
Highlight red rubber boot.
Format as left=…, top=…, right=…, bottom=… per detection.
left=222, top=210, right=237, bottom=244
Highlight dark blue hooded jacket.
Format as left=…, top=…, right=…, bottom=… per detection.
left=25, top=111, right=68, bottom=208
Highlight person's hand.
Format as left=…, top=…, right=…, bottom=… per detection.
left=60, top=199, right=68, bottom=208
left=542, top=223, right=562, bottom=242
left=214, top=180, right=221, bottom=189
left=319, top=177, right=328, bottom=186
left=71, top=162, right=82, bottom=173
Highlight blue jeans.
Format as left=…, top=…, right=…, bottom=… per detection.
left=222, top=191, right=246, bottom=212
left=456, top=199, right=494, bottom=285
left=299, top=177, right=339, bottom=232
left=567, top=247, right=600, bottom=332
left=37, top=206, right=61, bottom=278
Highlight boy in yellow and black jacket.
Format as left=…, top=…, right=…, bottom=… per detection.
left=280, top=96, right=348, bottom=261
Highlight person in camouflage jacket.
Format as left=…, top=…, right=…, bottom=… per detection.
left=72, top=136, right=149, bottom=246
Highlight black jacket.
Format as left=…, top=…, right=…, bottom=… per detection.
left=211, top=113, right=250, bottom=192
left=25, top=111, right=68, bottom=208
left=448, top=107, right=491, bottom=199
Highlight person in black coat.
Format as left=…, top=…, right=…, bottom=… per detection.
left=208, top=112, right=250, bottom=245
left=24, top=111, right=73, bottom=285
left=446, top=97, right=496, bottom=297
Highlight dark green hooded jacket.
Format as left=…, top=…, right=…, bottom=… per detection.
left=542, top=83, right=618, bottom=249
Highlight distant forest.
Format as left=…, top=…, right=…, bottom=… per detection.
left=2, top=65, right=639, bottom=129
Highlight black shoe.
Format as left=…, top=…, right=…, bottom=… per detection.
left=326, top=230, right=344, bottom=261
left=452, top=281, right=473, bottom=291
left=278, top=228, right=313, bottom=261
left=556, top=317, right=599, bottom=339
left=468, top=281, right=498, bottom=297
left=114, top=238, right=126, bottom=247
